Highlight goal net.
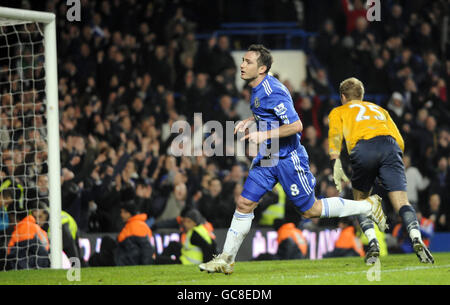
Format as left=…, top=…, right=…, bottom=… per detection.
left=0, top=7, right=62, bottom=270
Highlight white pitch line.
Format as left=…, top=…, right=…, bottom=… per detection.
left=299, top=264, right=450, bottom=279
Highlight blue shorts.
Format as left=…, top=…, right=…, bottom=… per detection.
left=349, top=135, right=407, bottom=192
left=241, top=146, right=316, bottom=213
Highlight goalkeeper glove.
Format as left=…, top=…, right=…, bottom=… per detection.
left=332, top=158, right=349, bottom=193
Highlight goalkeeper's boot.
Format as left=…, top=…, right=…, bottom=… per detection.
left=199, top=253, right=234, bottom=275
left=366, top=195, right=388, bottom=232
left=365, top=239, right=380, bottom=265
left=412, top=238, right=434, bottom=264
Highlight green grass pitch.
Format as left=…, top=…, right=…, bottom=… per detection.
left=1, top=253, right=449, bottom=285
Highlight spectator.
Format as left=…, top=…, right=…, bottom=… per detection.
left=432, top=142, right=449, bottom=190
left=420, top=116, right=439, bottom=165
left=222, top=164, right=245, bottom=195
left=165, top=7, right=196, bottom=44
left=295, top=96, right=315, bottom=133
left=427, top=190, right=448, bottom=233
left=177, top=69, right=195, bottom=101
left=30, top=201, right=85, bottom=266
left=211, top=35, right=236, bottom=78
left=365, top=57, right=391, bottom=94
left=386, top=92, right=407, bottom=127
left=115, top=200, right=155, bottom=266
left=328, top=35, right=358, bottom=87
left=6, top=206, right=50, bottom=270
left=303, top=126, right=328, bottom=173
left=157, top=182, right=189, bottom=223
left=135, top=178, right=165, bottom=228
left=197, top=177, right=226, bottom=228
left=402, top=77, right=420, bottom=111
left=351, top=16, right=375, bottom=53
left=403, top=154, right=430, bottom=211
left=324, top=217, right=365, bottom=258
left=185, top=73, right=216, bottom=122
left=216, top=94, right=240, bottom=126
left=150, top=45, right=175, bottom=90
left=392, top=47, right=426, bottom=91
left=155, top=208, right=217, bottom=265
left=437, top=128, right=450, bottom=160
left=413, top=22, right=436, bottom=54
left=235, top=87, right=253, bottom=121
left=0, top=186, right=14, bottom=270
left=341, top=0, right=367, bottom=34
left=314, top=19, right=340, bottom=69
left=74, top=43, right=97, bottom=81
left=274, top=219, right=308, bottom=259
left=0, top=186, right=13, bottom=231
left=383, top=4, right=407, bottom=38
left=311, top=68, right=332, bottom=95
left=130, top=96, right=151, bottom=123
left=179, top=209, right=217, bottom=265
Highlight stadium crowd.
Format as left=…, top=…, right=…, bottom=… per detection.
left=1, top=0, right=449, bottom=266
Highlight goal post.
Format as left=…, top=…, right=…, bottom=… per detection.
left=0, top=7, right=62, bottom=269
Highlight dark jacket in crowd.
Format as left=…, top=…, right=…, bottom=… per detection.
left=115, top=213, right=155, bottom=266
left=324, top=225, right=365, bottom=258
left=6, top=215, right=50, bottom=270
left=276, top=222, right=308, bottom=260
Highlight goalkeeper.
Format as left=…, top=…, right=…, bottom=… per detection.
left=328, top=77, right=434, bottom=264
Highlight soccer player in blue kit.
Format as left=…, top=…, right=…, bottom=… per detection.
left=199, top=45, right=386, bottom=274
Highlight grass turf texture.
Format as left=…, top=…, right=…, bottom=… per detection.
left=1, top=253, right=449, bottom=285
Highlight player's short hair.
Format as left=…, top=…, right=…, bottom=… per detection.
left=339, top=77, right=365, bottom=101
left=248, top=44, right=272, bottom=74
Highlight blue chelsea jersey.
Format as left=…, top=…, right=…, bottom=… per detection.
left=250, top=74, right=304, bottom=162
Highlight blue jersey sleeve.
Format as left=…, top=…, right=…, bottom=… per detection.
left=268, top=92, right=300, bottom=125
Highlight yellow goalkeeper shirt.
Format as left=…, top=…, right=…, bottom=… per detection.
left=328, top=100, right=404, bottom=157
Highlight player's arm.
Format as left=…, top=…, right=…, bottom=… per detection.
left=265, top=97, right=303, bottom=139
left=241, top=97, right=302, bottom=144
left=240, top=120, right=301, bottom=144
left=328, top=108, right=349, bottom=192
left=328, top=108, right=344, bottom=160
left=267, top=119, right=302, bottom=138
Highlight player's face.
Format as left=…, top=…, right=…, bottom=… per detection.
left=240, top=51, right=262, bottom=81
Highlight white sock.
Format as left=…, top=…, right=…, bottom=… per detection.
left=222, top=210, right=254, bottom=262
left=364, top=228, right=377, bottom=243
left=320, top=197, right=371, bottom=218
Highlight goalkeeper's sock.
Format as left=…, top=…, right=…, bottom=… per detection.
left=399, top=204, right=422, bottom=242
left=357, top=214, right=377, bottom=242
left=222, top=210, right=254, bottom=262
left=320, top=197, right=371, bottom=218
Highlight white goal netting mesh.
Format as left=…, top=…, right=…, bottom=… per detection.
left=0, top=20, right=51, bottom=270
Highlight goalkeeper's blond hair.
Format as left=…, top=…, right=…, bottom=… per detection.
left=339, top=77, right=365, bottom=101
